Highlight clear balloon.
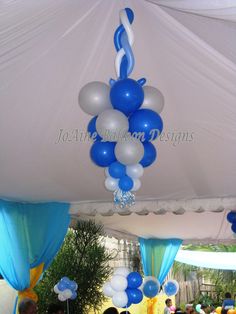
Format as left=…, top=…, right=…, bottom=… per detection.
left=112, top=291, right=128, bottom=308
left=126, top=164, right=144, bottom=179
left=142, top=86, right=165, bottom=113
left=105, top=177, right=119, bottom=191
left=143, top=279, right=159, bottom=298
left=110, top=275, right=128, bottom=292
left=131, top=179, right=141, bottom=192
left=115, top=137, right=144, bottom=165
left=163, top=280, right=179, bottom=296
left=102, top=282, right=116, bottom=297
left=114, top=267, right=130, bottom=277
left=79, top=81, right=111, bottom=116
left=96, top=109, right=129, bottom=141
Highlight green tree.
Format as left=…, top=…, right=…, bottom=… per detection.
left=36, top=220, right=114, bottom=314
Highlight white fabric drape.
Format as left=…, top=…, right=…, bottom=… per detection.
left=146, top=0, right=236, bottom=21
left=175, top=250, right=236, bottom=270
left=0, top=0, right=236, bottom=235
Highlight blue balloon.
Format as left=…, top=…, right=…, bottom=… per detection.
left=87, top=116, right=101, bottom=142
left=126, top=288, right=143, bottom=304
left=70, top=291, right=77, bottom=300
left=129, top=109, right=163, bottom=141
left=119, top=175, right=133, bottom=191
left=231, top=223, right=236, bottom=233
left=227, top=211, right=236, bottom=223
left=58, top=281, right=67, bottom=291
left=127, top=272, right=143, bottom=289
left=140, top=142, right=157, bottom=167
left=90, top=142, right=116, bottom=167
left=110, top=78, right=144, bottom=115
left=143, top=280, right=159, bottom=298
left=164, top=281, right=178, bottom=296
left=69, top=280, right=77, bottom=291
left=109, top=162, right=126, bottom=178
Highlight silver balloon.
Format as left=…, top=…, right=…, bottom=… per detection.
left=115, top=137, right=144, bottom=165
left=126, top=164, right=144, bottom=179
left=142, top=85, right=164, bottom=113
left=96, top=109, right=129, bottom=142
left=79, top=81, right=111, bottom=116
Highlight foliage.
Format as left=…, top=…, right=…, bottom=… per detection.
left=172, top=244, right=236, bottom=305
left=36, top=220, right=114, bottom=314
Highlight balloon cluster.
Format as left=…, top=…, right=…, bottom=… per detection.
left=54, top=277, right=78, bottom=302
left=227, top=211, right=236, bottom=233
left=79, top=8, right=164, bottom=208
left=102, top=267, right=143, bottom=309
left=163, top=280, right=179, bottom=296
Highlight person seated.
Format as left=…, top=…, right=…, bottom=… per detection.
left=47, top=303, right=65, bottom=314
left=222, top=292, right=235, bottom=314
left=18, top=298, right=37, bottom=314
left=103, top=307, right=119, bottom=314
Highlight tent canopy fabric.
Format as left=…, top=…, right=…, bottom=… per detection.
left=0, top=0, right=236, bottom=241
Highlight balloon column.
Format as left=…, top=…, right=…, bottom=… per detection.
left=54, top=277, right=78, bottom=302
left=79, top=8, right=164, bottom=208
left=102, top=267, right=143, bottom=309
left=227, top=211, right=236, bottom=233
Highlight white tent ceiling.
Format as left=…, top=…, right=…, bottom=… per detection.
left=0, top=0, right=236, bottom=241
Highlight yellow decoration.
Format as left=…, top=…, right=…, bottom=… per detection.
left=17, top=263, right=44, bottom=313
left=227, top=310, right=236, bottom=314
left=215, top=307, right=222, bottom=314
left=147, top=297, right=158, bottom=314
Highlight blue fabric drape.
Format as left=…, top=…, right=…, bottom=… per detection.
left=139, top=238, right=182, bottom=285
left=0, top=199, right=70, bottom=296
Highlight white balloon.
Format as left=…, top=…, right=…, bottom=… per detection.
left=131, top=179, right=141, bottom=191
left=79, top=81, right=111, bottom=116
left=142, top=85, right=165, bottom=113
left=110, top=275, right=128, bottom=292
left=112, top=291, right=128, bottom=308
left=96, top=109, right=129, bottom=141
left=102, top=282, right=116, bottom=297
left=58, top=294, right=67, bottom=302
left=54, top=285, right=60, bottom=294
left=62, top=289, right=72, bottom=299
left=105, top=167, right=110, bottom=177
left=105, top=177, right=118, bottom=191
left=113, top=267, right=130, bottom=278
left=115, top=137, right=144, bottom=165
left=126, top=164, right=144, bottom=179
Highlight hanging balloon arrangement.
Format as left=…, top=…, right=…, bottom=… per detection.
left=226, top=211, right=236, bottom=233
left=54, top=277, right=78, bottom=313
left=102, top=267, right=143, bottom=309
left=79, top=8, right=164, bottom=208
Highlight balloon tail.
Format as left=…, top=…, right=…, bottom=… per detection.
left=114, top=189, right=135, bottom=209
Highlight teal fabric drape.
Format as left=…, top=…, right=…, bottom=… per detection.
left=0, top=199, right=70, bottom=312
left=139, top=238, right=182, bottom=285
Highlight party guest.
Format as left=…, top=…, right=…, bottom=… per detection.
left=164, top=299, right=173, bottom=314
left=18, top=298, right=37, bottom=314
left=222, top=292, right=235, bottom=314
left=47, top=303, right=65, bottom=314
left=103, top=307, right=119, bottom=314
